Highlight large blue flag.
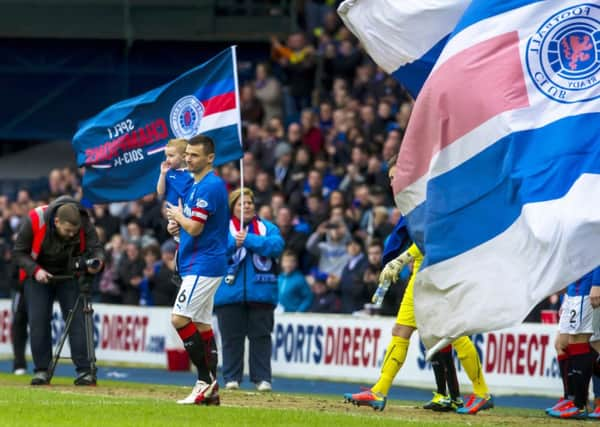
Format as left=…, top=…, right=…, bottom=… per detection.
left=341, top=0, right=600, bottom=347
left=72, top=47, right=243, bottom=203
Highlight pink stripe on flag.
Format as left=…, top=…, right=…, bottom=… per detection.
left=392, top=31, right=529, bottom=196
left=201, top=92, right=236, bottom=116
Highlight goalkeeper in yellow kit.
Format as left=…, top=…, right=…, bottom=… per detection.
left=343, top=157, right=494, bottom=415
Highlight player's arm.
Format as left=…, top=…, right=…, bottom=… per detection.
left=166, top=201, right=205, bottom=237
left=590, top=268, right=600, bottom=308
left=13, top=216, right=38, bottom=276
left=243, top=225, right=284, bottom=257
left=591, top=286, right=600, bottom=308
left=378, top=243, right=417, bottom=283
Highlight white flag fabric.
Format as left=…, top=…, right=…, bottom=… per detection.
left=338, top=0, right=470, bottom=97
left=340, top=0, right=600, bottom=347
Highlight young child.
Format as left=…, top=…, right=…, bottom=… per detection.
left=309, top=270, right=341, bottom=313
left=156, top=138, right=193, bottom=242
left=156, top=138, right=193, bottom=206
left=278, top=250, right=313, bottom=312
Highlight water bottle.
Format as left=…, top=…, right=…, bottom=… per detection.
left=372, top=279, right=391, bottom=308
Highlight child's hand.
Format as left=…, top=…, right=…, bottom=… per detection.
left=160, top=161, right=170, bottom=174
left=166, top=200, right=184, bottom=223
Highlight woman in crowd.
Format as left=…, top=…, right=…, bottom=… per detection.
left=214, top=188, right=284, bottom=392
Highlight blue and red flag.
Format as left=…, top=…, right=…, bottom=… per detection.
left=72, top=46, right=243, bottom=203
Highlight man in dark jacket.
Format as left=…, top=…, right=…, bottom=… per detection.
left=14, top=196, right=104, bottom=386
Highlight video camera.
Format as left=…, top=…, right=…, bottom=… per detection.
left=72, top=256, right=102, bottom=274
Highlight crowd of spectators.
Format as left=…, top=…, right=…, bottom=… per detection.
left=0, top=4, right=559, bottom=320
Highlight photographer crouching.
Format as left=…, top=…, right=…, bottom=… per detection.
left=14, top=196, right=104, bottom=386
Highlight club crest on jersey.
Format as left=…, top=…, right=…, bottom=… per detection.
left=196, top=199, right=208, bottom=208
left=526, top=4, right=600, bottom=103
left=253, top=254, right=272, bottom=272
left=170, top=95, right=204, bottom=138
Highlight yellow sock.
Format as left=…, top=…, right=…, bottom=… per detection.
left=452, top=336, right=489, bottom=397
left=371, top=336, right=409, bottom=396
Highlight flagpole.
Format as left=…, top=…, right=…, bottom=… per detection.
left=231, top=45, right=244, bottom=226
left=425, top=337, right=454, bottom=361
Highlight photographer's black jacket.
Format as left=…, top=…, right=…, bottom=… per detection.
left=14, top=196, right=104, bottom=276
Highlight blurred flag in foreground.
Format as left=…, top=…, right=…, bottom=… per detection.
left=338, top=0, right=470, bottom=98
left=72, top=47, right=243, bottom=203
left=341, top=0, right=600, bottom=347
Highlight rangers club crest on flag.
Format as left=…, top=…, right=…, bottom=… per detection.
left=526, top=3, right=600, bottom=103
left=170, top=95, right=205, bottom=139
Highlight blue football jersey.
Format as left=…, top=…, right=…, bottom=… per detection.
left=567, top=266, right=600, bottom=297
left=178, top=171, right=229, bottom=277
left=164, top=168, right=193, bottom=206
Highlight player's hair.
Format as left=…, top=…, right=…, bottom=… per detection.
left=188, top=134, right=215, bottom=155
left=166, top=138, right=187, bottom=154
left=56, top=203, right=81, bottom=227
left=228, top=187, right=255, bottom=212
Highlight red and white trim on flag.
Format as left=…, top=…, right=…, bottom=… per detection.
left=191, top=207, right=208, bottom=223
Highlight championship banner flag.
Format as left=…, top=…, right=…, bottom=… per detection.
left=72, top=46, right=243, bottom=203
left=342, top=0, right=600, bottom=348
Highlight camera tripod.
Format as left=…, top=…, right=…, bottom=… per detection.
left=47, top=274, right=97, bottom=384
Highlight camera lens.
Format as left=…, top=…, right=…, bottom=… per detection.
left=86, top=258, right=101, bottom=269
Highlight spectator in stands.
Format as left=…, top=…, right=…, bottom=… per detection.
left=253, top=172, right=273, bottom=211
left=271, top=32, right=316, bottom=120
left=240, top=83, right=264, bottom=125
left=138, top=194, right=165, bottom=241
left=275, top=206, right=308, bottom=268
left=366, top=155, right=389, bottom=191
left=139, top=244, right=161, bottom=306
left=324, top=39, right=362, bottom=90
left=97, top=234, right=123, bottom=304
left=5, top=240, right=27, bottom=375
left=305, top=193, right=328, bottom=231
left=304, top=168, right=329, bottom=199
left=47, top=169, right=66, bottom=200
left=257, top=204, right=274, bottom=221
left=285, top=122, right=303, bottom=149
left=214, top=188, right=284, bottom=392
left=286, top=146, right=313, bottom=212
left=250, top=121, right=282, bottom=173
left=396, top=101, right=413, bottom=133
left=219, top=161, right=241, bottom=192
left=309, top=270, right=341, bottom=313
left=273, top=142, right=293, bottom=191
left=0, top=237, right=13, bottom=298
left=318, top=101, right=334, bottom=132
left=91, top=204, right=121, bottom=238
left=269, top=192, right=287, bottom=220
left=306, top=218, right=351, bottom=277
left=336, top=236, right=369, bottom=314
left=300, top=108, right=324, bottom=155
left=149, top=239, right=179, bottom=306
left=277, top=250, right=312, bottom=312
left=242, top=152, right=258, bottom=189
left=369, top=206, right=393, bottom=241
left=117, top=241, right=145, bottom=305
left=254, top=62, right=282, bottom=124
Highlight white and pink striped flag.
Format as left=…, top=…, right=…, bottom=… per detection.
left=341, top=0, right=600, bottom=347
